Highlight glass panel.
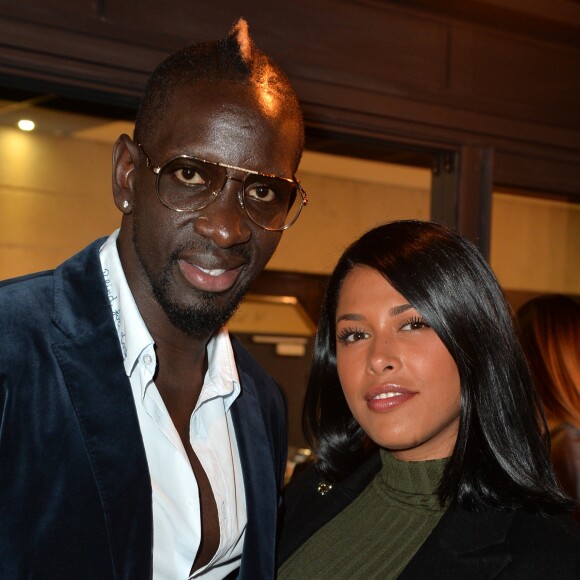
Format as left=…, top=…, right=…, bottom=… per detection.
left=490, top=191, right=580, bottom=296
left=269, top=150, right=432, bottom=274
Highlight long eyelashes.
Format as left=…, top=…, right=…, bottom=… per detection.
left=400, top=316, right=430, bottom=331
left=336, top=327, right=367, bottom=344
left=336, top=316, right=431, bottom=344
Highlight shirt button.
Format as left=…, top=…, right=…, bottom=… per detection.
left=143, top=354, right=153, bottom=365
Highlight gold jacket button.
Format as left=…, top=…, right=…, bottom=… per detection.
left=317, top=481, right=333, bottom=496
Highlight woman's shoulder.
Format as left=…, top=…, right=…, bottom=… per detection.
left=283, top=451, right=382, bottom=511
left=511, top=507, right=580, bottom=541
left=449, top=504, right=580, bottom=552
left=503, top=509, right=580, bottom=577
left=278, top=452, right=382, bottom=567
left=405, top=504, right=580, bottom=579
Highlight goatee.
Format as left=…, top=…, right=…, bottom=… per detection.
left=150, top=262, right=248, bottom=339
left=133, top=221, right=250, bottom=339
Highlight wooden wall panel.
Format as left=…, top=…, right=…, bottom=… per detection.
left=462, top=29, right=580, bottom=127
left=1, top=0, right=579, bottom=198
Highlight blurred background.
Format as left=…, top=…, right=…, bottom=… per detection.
left=1, top=0, right=579, bottom=449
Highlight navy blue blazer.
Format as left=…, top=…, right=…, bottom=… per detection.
left=278, top=452, right=580, bottom=579
left=0, top=238, right=287, bottom=579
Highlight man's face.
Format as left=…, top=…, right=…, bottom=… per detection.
left=124, top=81, right=302, bottom=339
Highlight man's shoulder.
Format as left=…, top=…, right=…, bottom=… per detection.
left=1, top=238, right=106, bottom=290
left=0, top=238, right=107, bottom=322
left=0, top=270, right=57, bottom=362
left=0, top=268, right=53, bottom=286
left=0, top=268, right=55, bottom=308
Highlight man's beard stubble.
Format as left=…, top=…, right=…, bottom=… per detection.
left=132, top=218, right=251, bottom=340
left=151, top=269, right=247, bottom=339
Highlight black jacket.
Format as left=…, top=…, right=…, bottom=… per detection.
left=0, top=238, right=288, bottom=579
left=278, top=452, right=580, bottom=579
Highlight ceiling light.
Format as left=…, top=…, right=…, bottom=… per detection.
left=18, top=119, right=35, bottom=131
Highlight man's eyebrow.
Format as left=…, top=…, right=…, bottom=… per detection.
left=389, top=303, right=413, bottom=316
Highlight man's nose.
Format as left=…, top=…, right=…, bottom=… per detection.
left=192, top=178, right=252, bottom=247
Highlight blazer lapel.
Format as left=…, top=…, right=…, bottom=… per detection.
left=230, top=364, right=279, bottom=579
left=400, top=506, right=514, bottom=580
left=278, top=451, right=381, bottom=566
left=51, top=241, right=153, bottom=579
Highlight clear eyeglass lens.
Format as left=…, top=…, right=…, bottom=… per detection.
left=242, top=175, right=300, bottom=230
left=158, top=157, right=221, bottom=210
left=157, top=156, right=304, bottom=230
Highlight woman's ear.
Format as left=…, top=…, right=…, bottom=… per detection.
left=112, top=134, right=139, bottom=214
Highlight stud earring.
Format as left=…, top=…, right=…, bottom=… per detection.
left=122, top=200, right=129, bottom=209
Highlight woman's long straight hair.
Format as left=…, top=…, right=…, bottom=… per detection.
left=303, top=220, right=572, bottom=512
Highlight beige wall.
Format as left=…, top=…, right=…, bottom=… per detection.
left=270, top=151, right=431, bottom=274
left=1, top=125, right=578, bottom=298
left=490, top=193, right=580, bottom=295
left=0, top=127, right=431, bottom=279
left=0, top=127, right=118, bottom=278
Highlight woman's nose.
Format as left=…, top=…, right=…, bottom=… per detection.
left=367, top=338, right=400, bottom=374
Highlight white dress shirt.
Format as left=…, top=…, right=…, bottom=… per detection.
left=99, top=230, right=247, bottom=579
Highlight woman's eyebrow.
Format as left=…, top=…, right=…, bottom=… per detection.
left=336, top=304, right=414, bottom=324
left=389, top=303, right=413, bottom=316
left=336, top=313, right=364, bottom=324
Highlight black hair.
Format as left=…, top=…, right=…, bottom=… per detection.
left=303, top=220, right=572, bottom=513
left=133, top=19, right=304, bottom=166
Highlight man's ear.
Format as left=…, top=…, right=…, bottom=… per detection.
left=112, top=134, right=139, bottom=214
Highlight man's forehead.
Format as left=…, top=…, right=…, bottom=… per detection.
left=162, top=82, right=297, bottom=144
left=149, top=81, right=300, bottom=174
left=171, top=79, right=284, bottom=113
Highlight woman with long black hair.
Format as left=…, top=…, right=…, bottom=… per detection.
left=278, top=221, right=579, bottom=579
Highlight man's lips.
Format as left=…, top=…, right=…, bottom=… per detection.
left=365, top=384, right=417, bottom=411
left=178, top=259, right=243, bottom=293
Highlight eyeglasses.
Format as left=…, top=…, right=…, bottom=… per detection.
left=138, top=144, right=308, bottom=231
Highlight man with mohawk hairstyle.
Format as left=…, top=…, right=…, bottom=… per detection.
left=0, top=19, right=306, bottom=580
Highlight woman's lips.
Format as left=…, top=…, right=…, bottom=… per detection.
left=178, top=259, right=243, bottom=293
left=365, top=385, right=417, bottom=412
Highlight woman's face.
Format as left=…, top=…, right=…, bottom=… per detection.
left=335, top=266, right=461, bottom=461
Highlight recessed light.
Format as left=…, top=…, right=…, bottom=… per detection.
left=18, top=119, right=35, bottom=131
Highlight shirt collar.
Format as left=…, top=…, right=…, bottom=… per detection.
left=99, top=230, right=241, bottom=411
left=99, top=229, right=153, bottom=377
left=201, top=326, right=241, bottom=412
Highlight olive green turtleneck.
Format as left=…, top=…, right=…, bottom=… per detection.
left=278, top=450, right=448, bottom=580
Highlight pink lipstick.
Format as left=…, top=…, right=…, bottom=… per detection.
left=365, top=385, right=417, bottom=412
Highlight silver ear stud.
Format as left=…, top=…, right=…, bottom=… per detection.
left=123, top=200, right=129, bottom=209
